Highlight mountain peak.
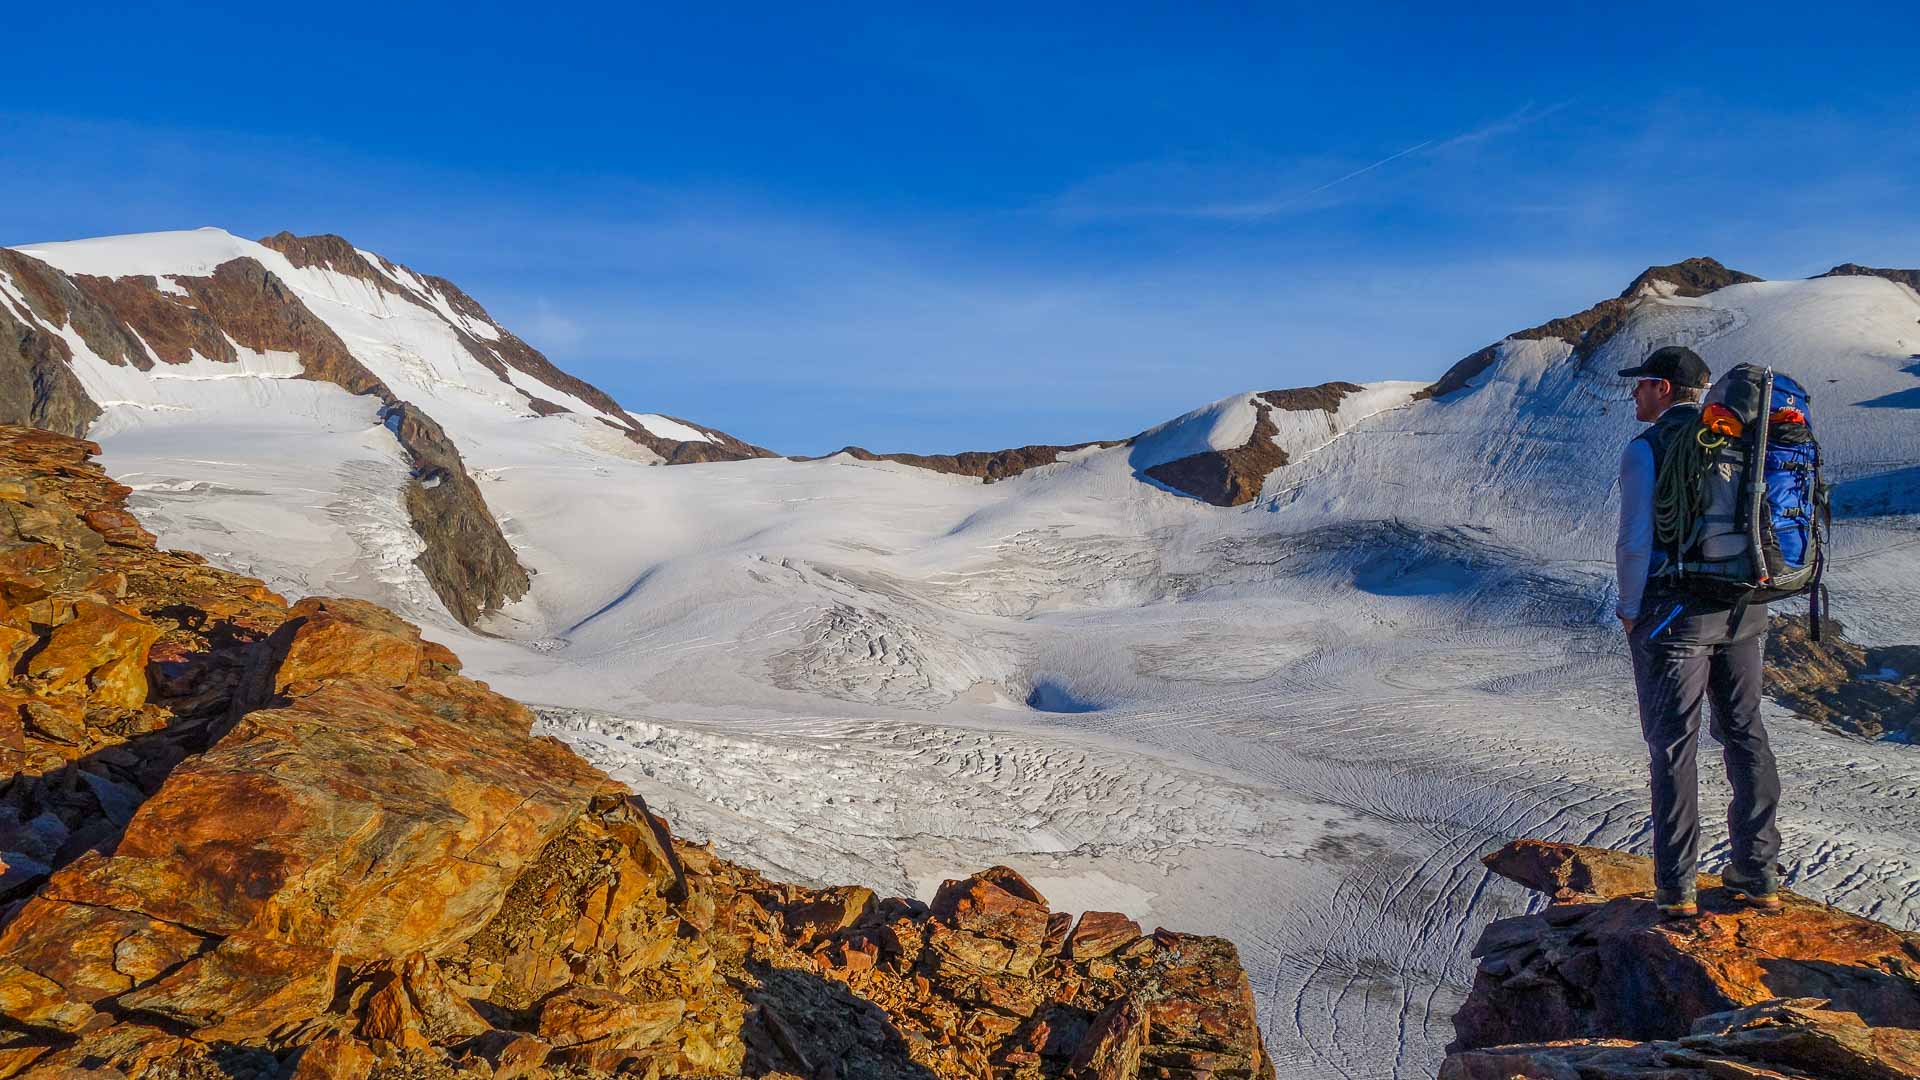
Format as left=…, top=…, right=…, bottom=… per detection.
left=1618, top=256, right=1761, bottom=300
left=257, top=230, right=395, bottom=285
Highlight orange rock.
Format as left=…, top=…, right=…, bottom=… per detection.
left=274, top=596, right=425, bottom=691
left=0, top=899, right=205, bottom=1032
left=0, top=624, right=33, bottom=670
left=786, top=885, right=876, bottom=942
left=924, top=921, right=1017, bottom=974
left=391, top=954, right=489, bottom=1043
left=287, top=1034, right=376, bottom=1080
left=1067, top=911, right=1141, bottom=960
left=536, top=985, right=685, bottom=1049
left=492, top=1034, right=553, bottom=1080
left=0, top=1045, right=49, bottom=1079
left=115, top=934, right=338, bottom=1042
left=420, top=638, right=461, bottom=677
left=1141, top=932, right=1265, bottom=1063
left=1482, top=839, right=1672, bottom=901
left=24, top=600, right=159, bottom=709
left=80, top=509, right=154, bottom=549
left=18, top=1023, right=195, bottom=1078
left=841, top=938, right=880, bottom=974
left=39, top=678, right=610, bottom=960
left=1069, top=995, right=1148, bottom=1080
left=1457, top=841, right=1920, bottom=1053
left=930, top=866, right=1050, bottom=947
left=358, top=976, right=430, bottom=1051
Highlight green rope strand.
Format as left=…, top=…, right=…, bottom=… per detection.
left=1653, top=425, right=1729, bottom=553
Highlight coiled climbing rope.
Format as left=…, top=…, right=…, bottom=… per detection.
left=1653, top=425, right=1730, bottom=553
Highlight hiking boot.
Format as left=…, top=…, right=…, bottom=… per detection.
left=1653, top=886, right=1699, bottom=919
left=1721, top=867, right=1784, bottom=911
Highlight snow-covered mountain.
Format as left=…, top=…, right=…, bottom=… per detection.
left=3, top=232, right=1917, bottom=1075
left=0, top=228, right=770, bottom=625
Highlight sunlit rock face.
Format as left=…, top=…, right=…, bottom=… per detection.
left=1444, top=839, right=1920, bottom=1079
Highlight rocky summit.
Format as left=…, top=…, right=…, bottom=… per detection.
left=1443, top=840, right=1920, bottom=1079
left=0, top=426, right=1269, bottom=1079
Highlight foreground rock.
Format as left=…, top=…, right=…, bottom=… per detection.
left=0, top=426, right=1270, bottom=1079
left=1445, top=839, right=1920, bottom=1078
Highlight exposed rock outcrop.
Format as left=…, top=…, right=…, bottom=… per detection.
left=0, top=251, right=113, bottom=435
left=381, top=402, right=533, bottom=625
left=1418, top=257, right=1762, bottom=400
left=803, top=441, right=1123, bottom=482
left=1445, top=839, right=1920, bottom=1078
left=1820, top=263, right=1920, bottom=294
left=1143, top=383, right=1365, bottom=507
left=0, top=426, right=1270, bottom=1079
left=1765, top=616, right=1920, bottom=741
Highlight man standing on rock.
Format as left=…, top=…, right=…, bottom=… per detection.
left=1615, top=345, right=1782, bottom=918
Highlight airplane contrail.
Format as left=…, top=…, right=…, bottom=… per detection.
left=1301, top=139, right=1435, bottom=196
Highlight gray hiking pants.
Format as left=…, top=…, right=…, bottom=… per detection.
left=1627, top=597, right=1781, bottom=893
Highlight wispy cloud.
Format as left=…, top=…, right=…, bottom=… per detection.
left=1053, top=100, right=1570, bottom=223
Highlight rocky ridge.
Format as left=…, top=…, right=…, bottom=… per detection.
left=1418, top=257, right=1762, bottom=401
left=1443, top=839, right=1920, bottom=1079
left=797, top=442, right=1125, bottom=483
left=1819, top=264, right=1920, bottom=295
left=0, top=426, right=1270, bottom=1080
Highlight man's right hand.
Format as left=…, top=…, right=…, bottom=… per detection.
left=1618, top=614, right=1635, bottom=634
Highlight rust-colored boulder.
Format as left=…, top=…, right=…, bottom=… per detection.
left=287, top=1033, right=376, bottom=1080
left=1069, top=995, right=1149, bottom=1079
left=536, top=985, right=686, bottom=1049
left=116, top=934, right=338, bottom=1041
left=15, top=1024, right=202, bottom=1079
left=79, top=508, right=154, bottom=548
left=0, top=1045, right=49, bottom=1078
left=274, top=595, right=426, bottom=691
left=785, top=884, right=876, bottom=942
left=1138, top=933, right=1271, bottom=1076
left=24, top=600, right=159, bottom=708
left=1482, top=838, right=1674, bottom=901
left=387, top=953, right=489, bottom=1044
left=38, top=678, right=609, bottom=961
left=491, top=1034, right=553, bottom=1079
left=1461, top=844, right=1920, bottom=1048
left=1068, top=911, right=1142, bottom=959
left=358, top=974, right=430, bottom=1051
left=1443, top=998, right=1920, bottom=1079
left=1451, top=839, right=1920, bottom=1080
left=930, top=865, right=1050, bottom=945
left=0, top=899, right=203, bottom=1033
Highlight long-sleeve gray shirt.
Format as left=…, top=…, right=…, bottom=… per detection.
left=1615, top=438, right=1656, bottom=619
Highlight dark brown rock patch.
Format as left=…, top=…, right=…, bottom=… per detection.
left=803, top=441, right=1122, bottom=482
left=1141, top=381, right=1368, bottom=507
left=1764, top=616, right=1919, bottom=741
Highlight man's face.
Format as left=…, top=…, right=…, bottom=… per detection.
left=1631, top=377, right=1671, bottom=422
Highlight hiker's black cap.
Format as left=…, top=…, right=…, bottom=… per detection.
left=1618, top=345, right=1710, bottom=389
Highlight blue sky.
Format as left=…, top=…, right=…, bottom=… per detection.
left=4, top=4, right=1916, bottom=454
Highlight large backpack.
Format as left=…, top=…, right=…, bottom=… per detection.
left=1651, top=364, right=1831, bottom=635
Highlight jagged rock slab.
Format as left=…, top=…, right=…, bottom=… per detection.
left=1446, top=840, right=1920, bottom=1079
